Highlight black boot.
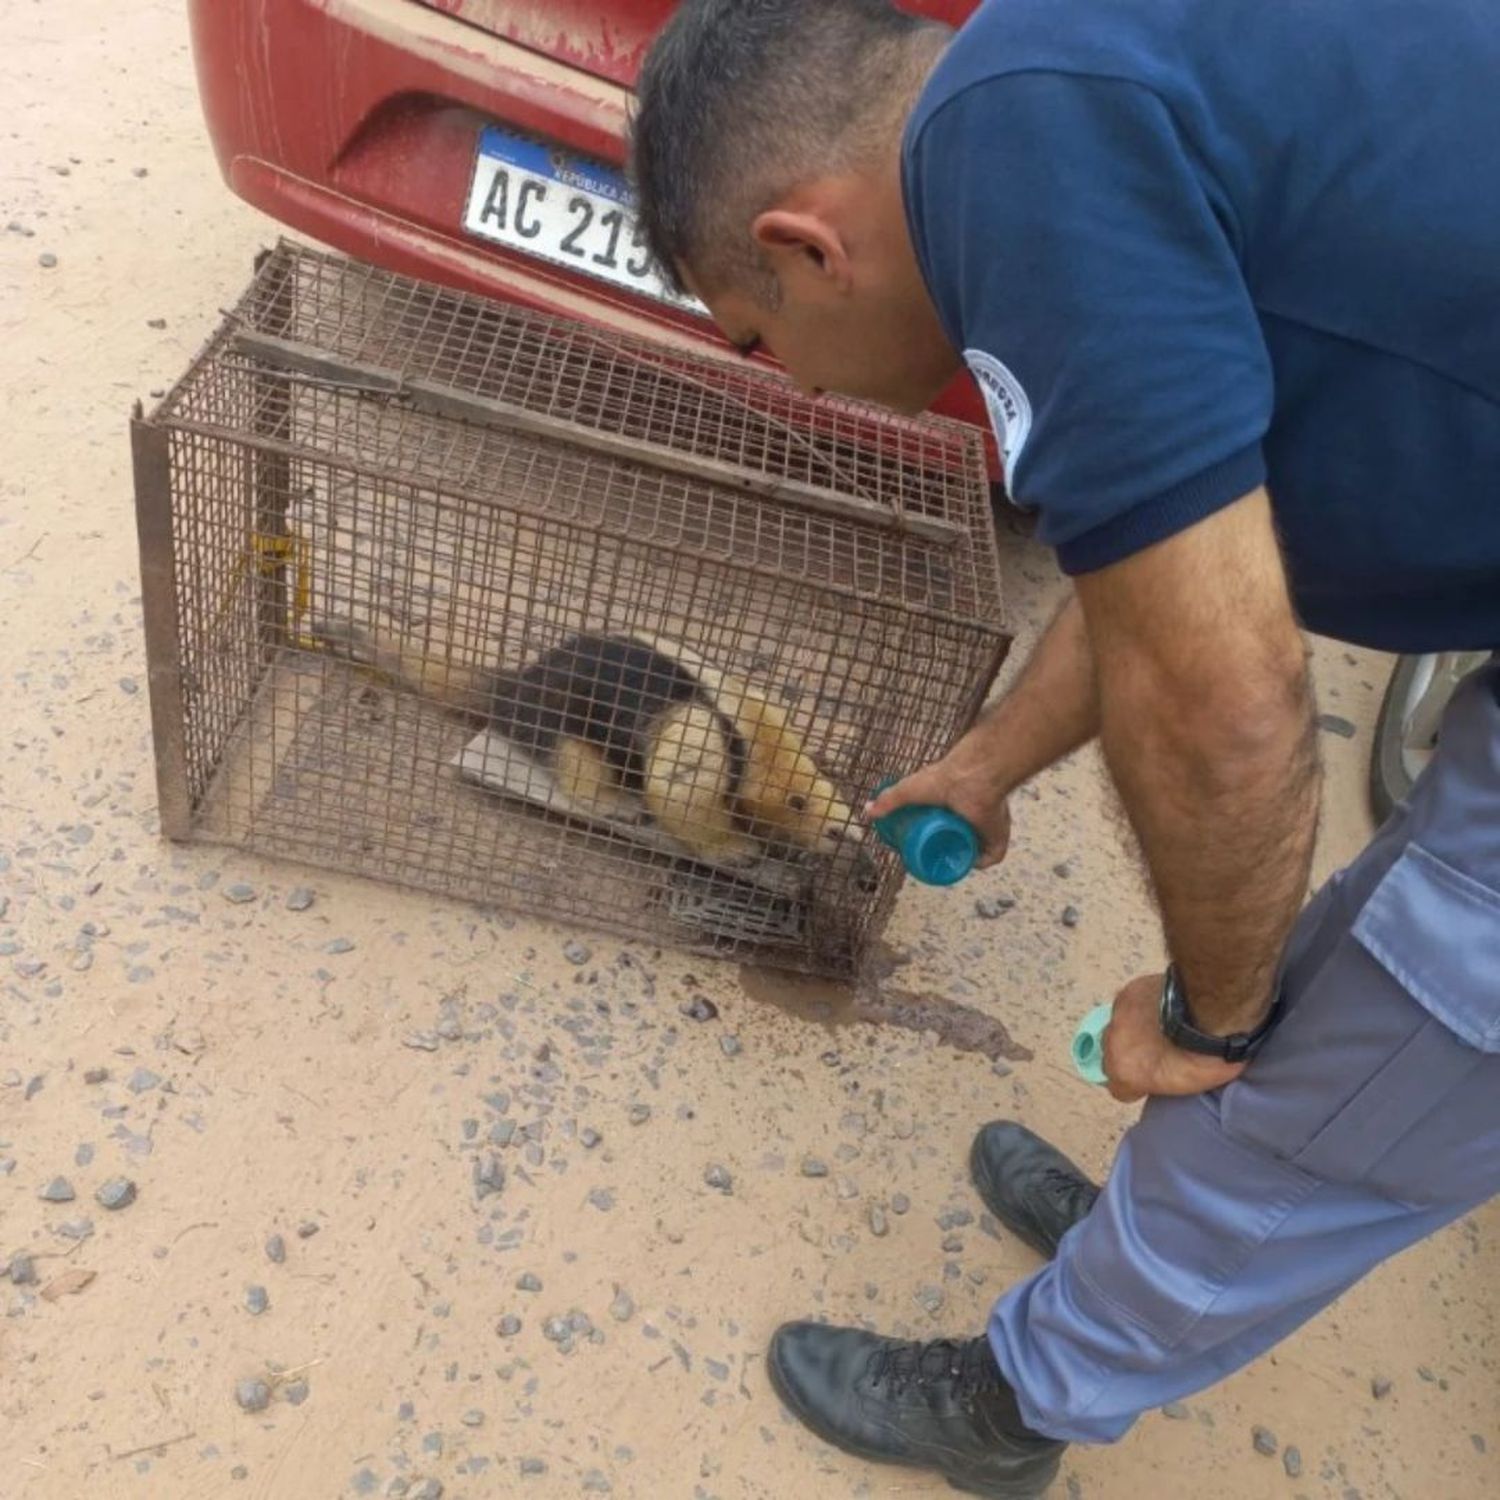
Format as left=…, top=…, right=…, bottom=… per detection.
left=768, top=1321, right=1065, bottom=1498
left=969, top=1122, right=1100, bottom=1259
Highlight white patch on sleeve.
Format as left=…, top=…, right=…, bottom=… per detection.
left=964, top=348, right=1033, bottom=476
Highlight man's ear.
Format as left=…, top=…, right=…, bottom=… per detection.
left=751, top=208, right=853, bottom=293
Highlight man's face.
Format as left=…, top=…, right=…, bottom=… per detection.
left=685, top=181, right=961, bottom=417
left=699, top=281, right=955, bottom=416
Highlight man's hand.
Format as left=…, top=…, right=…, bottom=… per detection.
left=1101, top=973, right=1246, bottom=1102
left=866, top=736, right=1013, bottom=868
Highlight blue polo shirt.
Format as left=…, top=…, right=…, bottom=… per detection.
left=902, top=0, right=1500, bottom=652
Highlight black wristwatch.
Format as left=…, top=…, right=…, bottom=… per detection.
left=1158, top=964, right=1283, bottom=1064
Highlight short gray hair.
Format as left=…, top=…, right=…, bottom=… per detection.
left=630, top=0, right=947, bottom=299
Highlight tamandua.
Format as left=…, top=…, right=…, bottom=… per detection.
left=317, top=623, right=861, bottom=869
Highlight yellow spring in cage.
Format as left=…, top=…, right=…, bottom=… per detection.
left=210, top=531, right=317, bottom=650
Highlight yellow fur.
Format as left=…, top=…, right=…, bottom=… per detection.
left=552, top=737, right=638, bottom=823
left=635, top=636, right=858, bottom=859
left=645, top=700, right=761, bottom=865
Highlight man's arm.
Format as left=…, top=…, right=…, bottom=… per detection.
left=1077, top=487, right=1319, bottom=1035
left=866, top=591, right=1097, bottom=865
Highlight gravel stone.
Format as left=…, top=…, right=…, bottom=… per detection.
left=39, top=1175, right=76, bottom=1202
left=579, top=1127, right=602, bottom=1149
left=235, top=1379, right=271, bottom=1413
left=95, top=1176, right=137, bottom=1210
left=587, top=1187, right=615, bottom=1212
left=1053, top=861, right=1073, bottom=878
left=244, top=1284, right=269, bottom=1316
left=284, top=1379, right=310, bottom=1406
left=581, top=1473, right=612, bottom=1494
left=496, top=1314, right=523, bottom=1337
left=516, top=1272, right=543, bottom=1292
left=1161, top=1401, right=1191, bottom=1420
left=265, top=1233, right=286, bottom=1264
left=891, top=1193, right=911, bottom=1215
left=84, top=1067, right=109, bottom=1085
left=974, top=896, right=1015, bottom=919
left=126, top=1067, right=162, bottom=1094
left=285, top=887, right=315, bottom=912
left=58, top=1218, right=94, bottom=1240
left=461, top=1409, right=484, bottom=1427
left=704, top=1163, right=733, bottom=1193
left=9, top=1254, right=38, bottom=1285
left=519, top=1458, right=547, bottom=1476
left=473, top=1155, right=506, bottom=1201
left=868, top=1206, right=889, bottom=1237
left=679, top=995, right=718, bottom=1022
left=1371, top=1376, right=1393, bottom=1399
left=800, top=1157, right=830, bottom=1178
left=628, top=1104, right=651, bottom=1126
left=1283, top=1445, right=1303, bottom=1478
left=296, top=1220, right=320, bottom=1239
left=38, top=251, right=58, bottom=268
left=914, top=1285, right=944, bottom=1315
left=609, top=1287, right=635, bottom=1322
left=563, top=940, right=592, bottom=966
left=1317, top=713, right=1358, bottom=739
left=488, top=1119, right=516, bottom=1146
left=410, top=1482, right=444, bottom=1500
left=223, top=882, right=257, bottom=904
left=719, top=1034, right=742, bottom=1057
left=1251, top=1425, right=1279, bottom=1456
left=1061, top=905, right=1081, bottom=928
left=324, top=937, right=355, bottom=954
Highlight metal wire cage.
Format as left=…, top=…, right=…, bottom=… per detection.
left=130, top=241, right=1008, bottom=977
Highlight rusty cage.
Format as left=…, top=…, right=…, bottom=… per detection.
left=130, top=241, right=1008, bottom=977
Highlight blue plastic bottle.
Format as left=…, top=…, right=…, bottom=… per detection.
left=871, top=777, right=981, bottom=886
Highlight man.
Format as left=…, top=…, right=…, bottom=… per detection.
left=631, top=1, right=1500, bottom=1495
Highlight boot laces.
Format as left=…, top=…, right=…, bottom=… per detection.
left=866, top=1337, right=999, bottom=1401
left=1040, top=1165, right=1086, bottom=1194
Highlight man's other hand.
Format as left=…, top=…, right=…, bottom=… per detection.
left=1102, top=973, right=1247, bottom=1102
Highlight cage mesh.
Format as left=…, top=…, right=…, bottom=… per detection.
left=132, top=241, right=1008, bottom=977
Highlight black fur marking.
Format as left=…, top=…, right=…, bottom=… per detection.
left=480, top=633, right=747, bottom=808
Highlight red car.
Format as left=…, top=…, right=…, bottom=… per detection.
left=187, top=0, right=994, bottom=466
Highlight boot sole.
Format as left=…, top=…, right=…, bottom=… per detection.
left=766, top=1342, right=1062, bottom=1499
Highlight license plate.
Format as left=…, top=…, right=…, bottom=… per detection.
left=463, top=124, right=704, bottom=315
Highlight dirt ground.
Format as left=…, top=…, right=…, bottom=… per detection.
left=2, top=4, right=1496, bottom=1498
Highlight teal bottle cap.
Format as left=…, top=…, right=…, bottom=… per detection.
left=1071, top=1001, right=1115, bottom=1086
left=904, top=812, right=979, bottom=886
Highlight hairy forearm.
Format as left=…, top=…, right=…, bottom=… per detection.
left=1097, top=643, right=1320, bottom=1032
left=962, top=593, right=1098, bottom=794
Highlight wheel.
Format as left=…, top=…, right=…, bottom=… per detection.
left=1369, top=651, right=1490, bottom=822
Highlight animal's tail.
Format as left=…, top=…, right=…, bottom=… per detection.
left=309, top=619, right=496, bottom=716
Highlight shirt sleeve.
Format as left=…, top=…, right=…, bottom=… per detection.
left=903, top=71, right=1274, bottom=573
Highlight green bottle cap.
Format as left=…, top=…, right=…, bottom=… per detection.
left=1071, top=1002, right=1115, bottom=1086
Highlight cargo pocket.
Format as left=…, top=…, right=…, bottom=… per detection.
left=1220, top=842, right=1499, bottom=1207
